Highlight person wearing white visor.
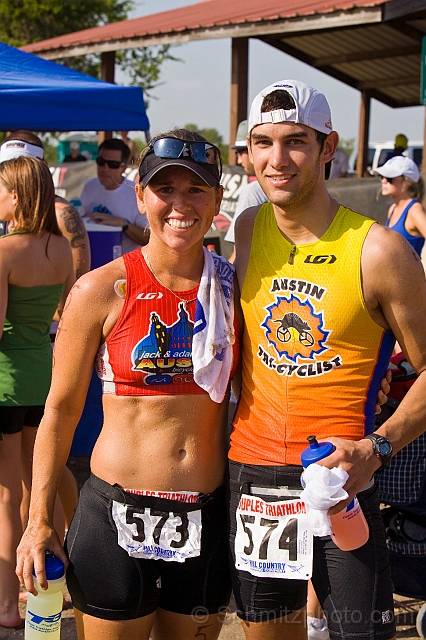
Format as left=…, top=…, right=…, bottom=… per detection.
left=0, top=131, right=90, bottom=279
left=0, top=140, right=44, bottom=162
left=377, top=155, right=426, bottom=256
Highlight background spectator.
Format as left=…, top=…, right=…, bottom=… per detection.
left=383, top=133, right=408, bottom=164
left=330, top=146, right=349, bottom=179
left=225, top=120, right=267, bottom=262
left=81, top=138, right=148, bottom=254
left=0, top=131, right=91, bottom=280
left=0, top=157, right=74, bottom=629
left=64, top=141, right=87, bottom=163
left=118, top=131, right=138, bottom=165
left=378, top=155, right=426, bottom=257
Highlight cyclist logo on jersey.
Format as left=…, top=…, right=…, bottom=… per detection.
left=262, top=294, right=329, bottom=362
left=274, top=312, right=315, bottom=347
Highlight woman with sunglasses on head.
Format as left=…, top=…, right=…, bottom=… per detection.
left=378, top=156, right=426, bottom=255
left=17, top=129, right=240, bottom=640
left=0, top=156, right=74, bottom=629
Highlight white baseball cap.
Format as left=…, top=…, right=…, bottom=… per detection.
left=248, top=79, right=333, bottom=136
left=0, top=139, right=44, bottom=163
left=377, top=156, right=420, bottom=183
left=232, top=120, right=249, bottom=149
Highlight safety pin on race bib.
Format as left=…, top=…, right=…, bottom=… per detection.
left=235, top=495, right=313, bottom=580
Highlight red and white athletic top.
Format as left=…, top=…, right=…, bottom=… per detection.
left=95, top=250, right=240, bottom=396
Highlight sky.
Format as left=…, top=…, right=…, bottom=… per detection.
left=125, top=0, right=425, bottom=146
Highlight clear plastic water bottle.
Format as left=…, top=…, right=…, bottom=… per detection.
left=301, top=435, right=369, bottom=551
left=25, top=553, right=65, bottom=639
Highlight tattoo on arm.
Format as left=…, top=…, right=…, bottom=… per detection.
left=60, top=205, right=87, bottom=249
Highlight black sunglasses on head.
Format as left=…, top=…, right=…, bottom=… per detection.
left=96, top=157, right=123, bottom=169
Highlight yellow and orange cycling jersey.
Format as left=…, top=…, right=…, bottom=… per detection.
left=229, top=203, right=395, bottom=466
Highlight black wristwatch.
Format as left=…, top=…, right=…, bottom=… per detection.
left=365, top=433, right=393, bottom=468
left=122, top=219, right=130, bottom=232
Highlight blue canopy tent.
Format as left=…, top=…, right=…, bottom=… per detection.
left=0, top=42, right=149, bottom=132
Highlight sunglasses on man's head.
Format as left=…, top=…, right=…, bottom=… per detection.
left=96, top=157, right=123, bottom=169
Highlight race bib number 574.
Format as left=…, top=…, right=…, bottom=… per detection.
left=112, top=501, right=202, bottom=563
left=235, top=495, right=313, bottom=579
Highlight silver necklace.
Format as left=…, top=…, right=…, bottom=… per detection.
left=143, top=250, right=198, bottom=308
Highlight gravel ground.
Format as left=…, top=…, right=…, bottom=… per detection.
left=1, top=593, right=423, bottom=639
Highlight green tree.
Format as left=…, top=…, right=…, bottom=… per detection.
left=38, top=134, right=59, bottom=165
left=184, top=124, right=229, bottom=164
left=132, top=137, right=146, bottom=153
left=0, top=0, right=130, bottom=46
left=0, top=0, right=177, bottom=99
left=339, top=137, right=355, bottom=159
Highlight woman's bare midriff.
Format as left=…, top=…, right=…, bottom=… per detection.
left=90, top=392, right=229, bottom=495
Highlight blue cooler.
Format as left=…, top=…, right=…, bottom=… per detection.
left=70, top=370, right=103, bottom=457
left=70, top=221, right=122, bottom=457
left=84, top=220, right=122, bottom=269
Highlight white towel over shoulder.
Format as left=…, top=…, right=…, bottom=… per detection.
left=193, top=248, right=235, bottom=403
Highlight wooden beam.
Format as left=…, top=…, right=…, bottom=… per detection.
left=358, top=74, right=419, bottom=90
left=383, top=0, right=426, bottom=23
left=101, top=50, right=115, bottom=83
left=229, top=37, right=248, bottom=165
left=313, top=45, right=419, bottom=67
left=99, top=51, right=116, bottom=143
left=356, top=90, right=371, bottom=178
left=258, top=36, right=409, bottom=109
left=385, top=18, right=425, bottom=42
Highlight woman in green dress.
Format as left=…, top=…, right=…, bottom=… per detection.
left=0, top=156, right=74, bottom=629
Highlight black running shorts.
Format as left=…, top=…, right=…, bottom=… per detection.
left=228, top=460, right=396, bottom=640
left=65, top=474, right=231, bottom=620
left=0, top=405, right=44, bottom=435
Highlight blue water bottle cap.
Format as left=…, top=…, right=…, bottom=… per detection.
left=33, top=553, right=65, bottom=580
left=300, top=435, right=336, bottom=467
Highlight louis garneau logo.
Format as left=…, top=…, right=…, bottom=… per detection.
left=304, top=254, right=336, bottom=265
left=137, top=292, right=164, bottom=300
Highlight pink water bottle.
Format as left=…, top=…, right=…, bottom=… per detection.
left=301, top=435, right=369, bottom=551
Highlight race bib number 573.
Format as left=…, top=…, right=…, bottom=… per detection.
left=112, top=501, right=202, bottom=563
left=235, top=495, right=313, bottom=579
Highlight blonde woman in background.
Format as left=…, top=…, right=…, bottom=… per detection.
left=0, top=157, right=74, bottom=629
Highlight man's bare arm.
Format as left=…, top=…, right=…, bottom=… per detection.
left=325, top=225, right=426, bottom=508
left=55, top=201, right=91, bottom=279
left=123, top=222, right=149, bottom=246
left=86, top=211, right=149, bottom=247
